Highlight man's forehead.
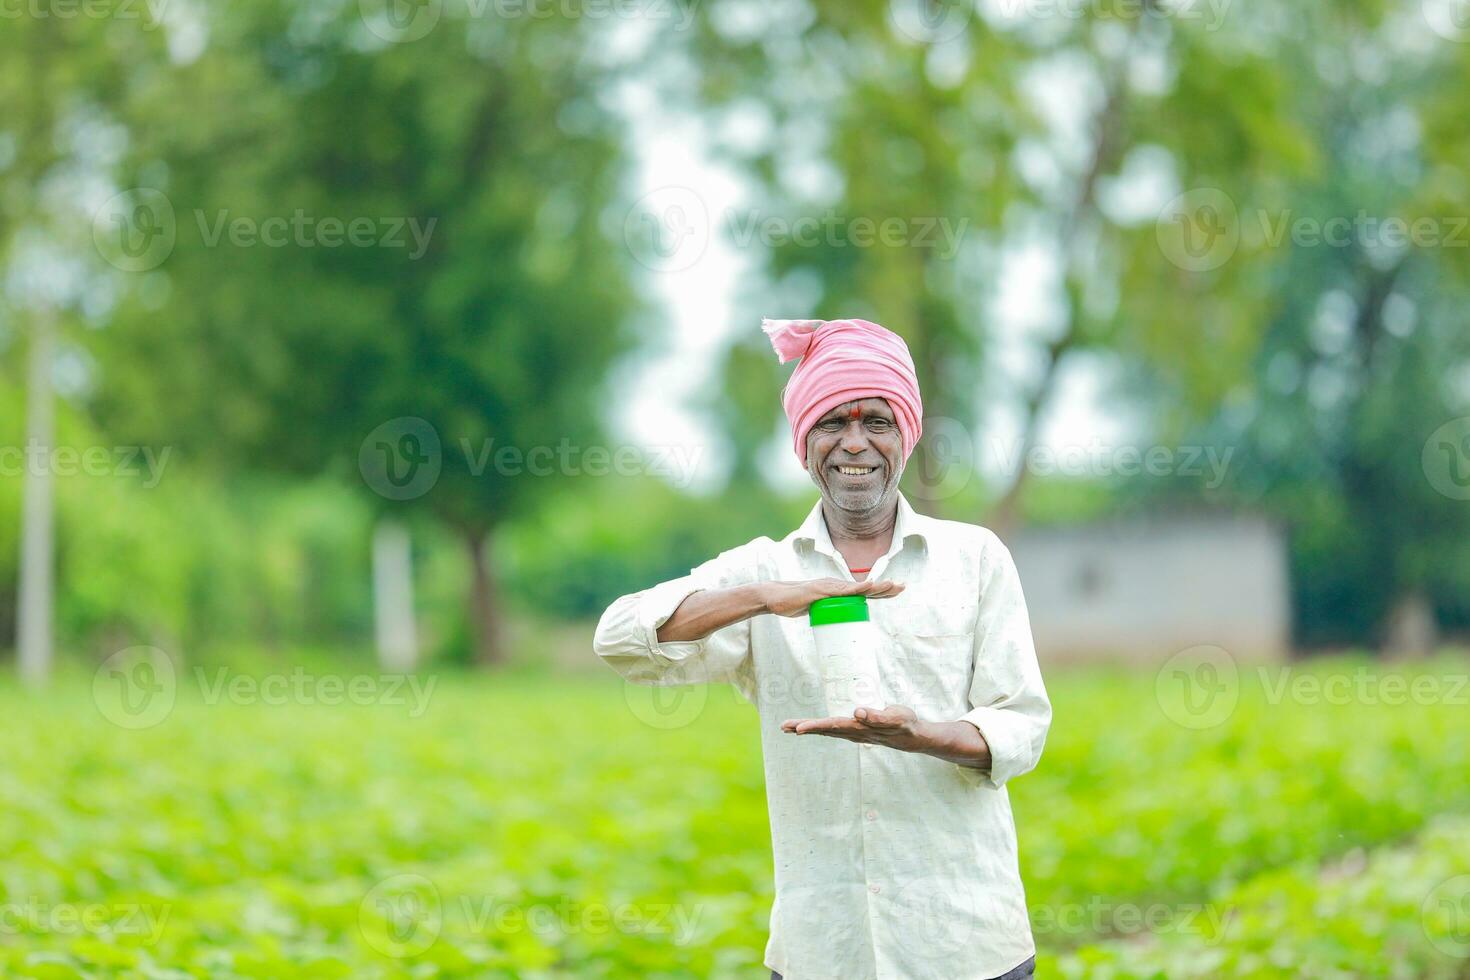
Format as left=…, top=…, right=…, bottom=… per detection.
left=817, top=398, right=894, bottom=421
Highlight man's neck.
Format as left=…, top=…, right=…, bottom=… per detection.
left=821, top=495, right=899, bottom=573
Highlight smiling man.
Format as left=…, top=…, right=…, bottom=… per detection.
left=594, top=317, right=1051, bottom=980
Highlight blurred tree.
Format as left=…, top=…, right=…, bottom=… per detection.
left=1183, top=6, right=1470, bottom=652
left=682, top=0, right=1298, bottom=528
left=88, top=1, right=641, bottom=665
left=0, top=13, right=168, bottom=678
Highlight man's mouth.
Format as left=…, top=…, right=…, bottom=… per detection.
left=834, top=464, right=879, bottom=477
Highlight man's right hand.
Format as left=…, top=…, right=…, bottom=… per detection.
left=655, top=578, right=906, bottom=644
left=762, top=578, right=905, bottom=617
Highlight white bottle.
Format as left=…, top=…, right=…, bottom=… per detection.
left=810, top=595, right=883, bottom=718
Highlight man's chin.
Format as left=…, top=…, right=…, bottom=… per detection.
left=823, top=483, right=886, bottom=512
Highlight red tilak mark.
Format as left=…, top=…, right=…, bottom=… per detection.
left=848, top=406, right=862, bottom=419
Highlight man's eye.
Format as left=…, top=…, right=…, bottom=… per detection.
left=866, top=419, right=893, bottom=430
left=818, top=419, right=844, bottom=430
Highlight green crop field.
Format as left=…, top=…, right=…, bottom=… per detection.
left=3, top=654, right=1469, bottom=978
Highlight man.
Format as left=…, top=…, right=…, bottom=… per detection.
left=594, top=317, right=1051, bottom=980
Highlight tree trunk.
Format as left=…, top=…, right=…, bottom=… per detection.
left=465, top=528, right=504, bottom=667
left=17, top=306, right=55, bottom=687
left=1383, top=590, right=1437, bottom=659
left=371, top=519, right=418, bottom=671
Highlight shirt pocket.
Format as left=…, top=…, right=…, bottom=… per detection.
left=880, top=630, right=975, bottom=719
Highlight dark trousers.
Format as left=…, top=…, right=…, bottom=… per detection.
left=772, top=954, right=1035, bottom=980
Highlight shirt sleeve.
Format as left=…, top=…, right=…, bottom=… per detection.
left=958, top=533, right=1052, bottom=789
left=592, top=541, right=762, bottom=701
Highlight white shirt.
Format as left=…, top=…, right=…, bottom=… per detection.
left=593, top=492, right=1051, bottom=980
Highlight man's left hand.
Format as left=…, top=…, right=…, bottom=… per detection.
left=781, top=706, right=992, bottom=770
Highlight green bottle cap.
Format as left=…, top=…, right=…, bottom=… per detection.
left=809, top=594, right=870, bottom=627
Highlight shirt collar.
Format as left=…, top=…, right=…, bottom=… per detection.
left=791, top=491, right=930, bottom=564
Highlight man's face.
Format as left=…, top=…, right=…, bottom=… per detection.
left=804, top=397, right=904, bottom=513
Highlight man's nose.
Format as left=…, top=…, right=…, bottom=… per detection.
left=841, top=423, right=870, bottom=454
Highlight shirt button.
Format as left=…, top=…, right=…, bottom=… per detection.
left=869, top=884, right=881, bottom=894
left=866, top=810, right=877, bottom=821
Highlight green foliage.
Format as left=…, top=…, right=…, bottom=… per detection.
left=1, top=656, right=1467, bottom=977
left=499, top=478, right=811, bottom=620
left=1056, top=811, right=1470, bottom=978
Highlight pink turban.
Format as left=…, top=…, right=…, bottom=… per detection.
left=762, top=317, right=924, bottom=466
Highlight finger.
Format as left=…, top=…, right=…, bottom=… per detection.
left=853, top=706, right=903, bottom=727
left=860, top=580, right=905, bottom=598
left=807, top=729, right=867, bottom=743
left=782, top=716, right=840, bottom=732
left=794, top=717, right=864, bottom=734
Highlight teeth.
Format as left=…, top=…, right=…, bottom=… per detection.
left=838, top=465, right=875, bottom=475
